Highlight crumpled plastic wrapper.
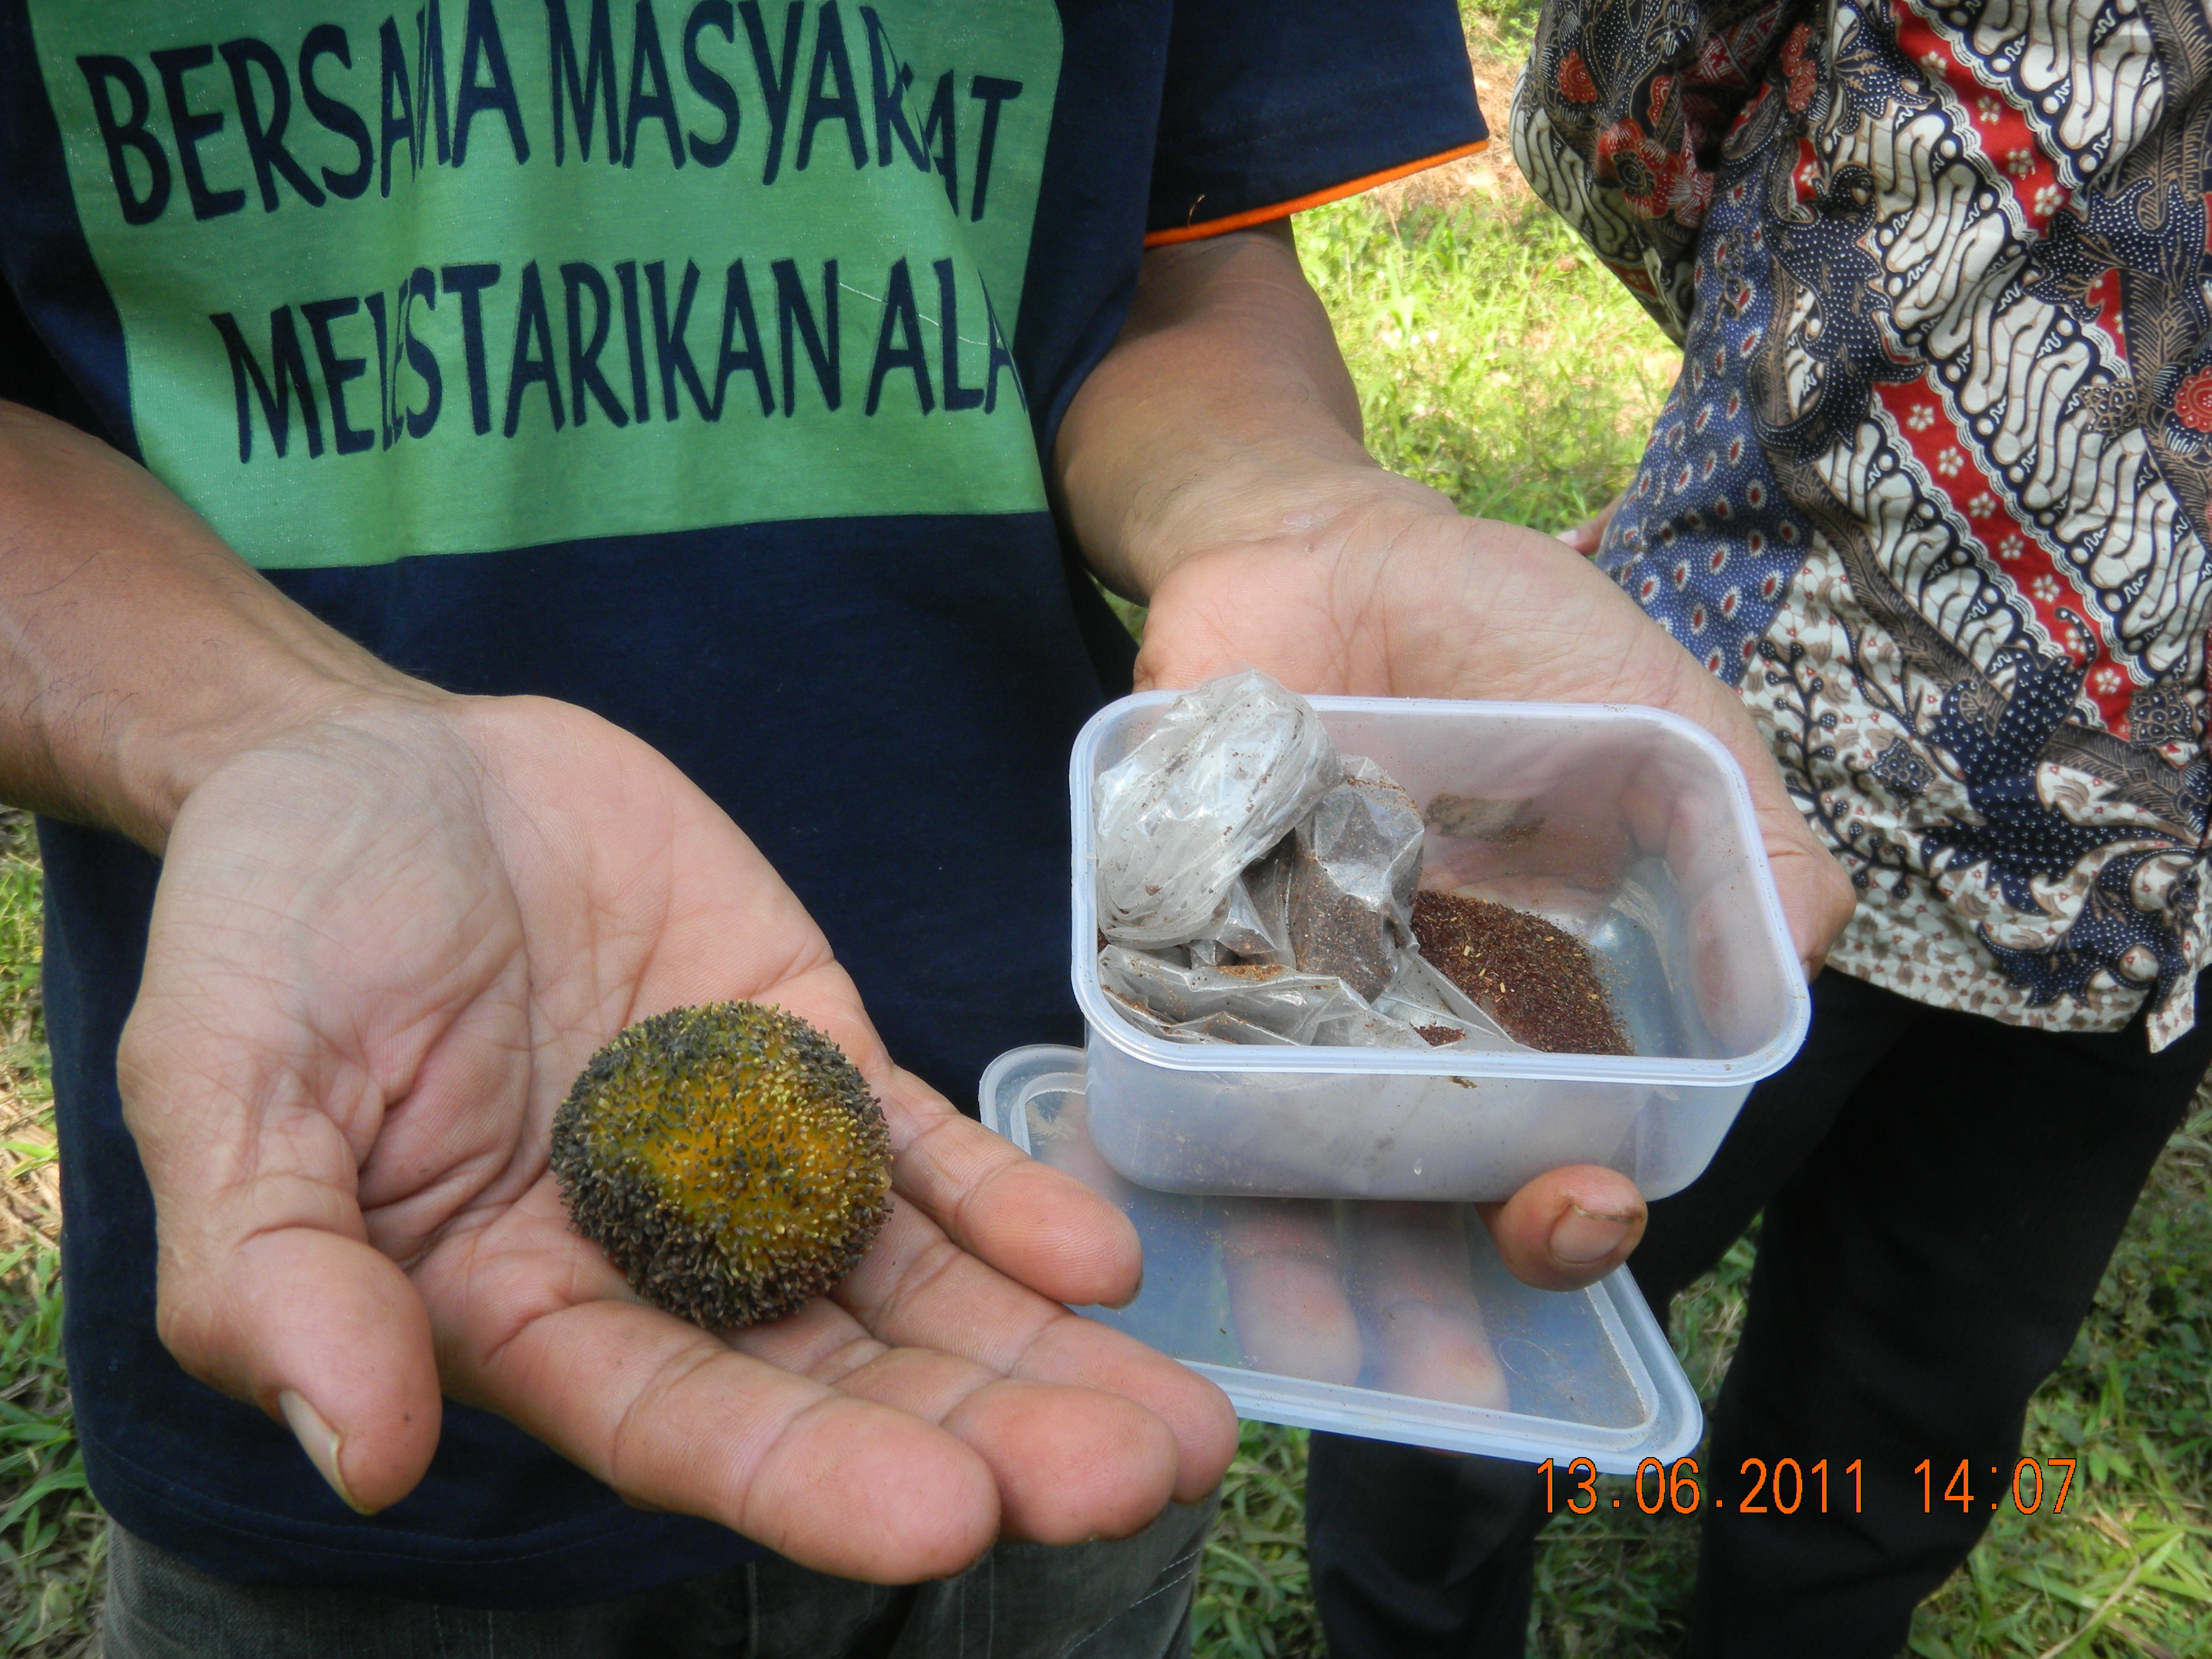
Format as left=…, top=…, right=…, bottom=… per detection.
left=1093, top=673, right=1523, bottom=1053
left=1374, top=954, right=1515, bottom=1047
left=1280, top=757, right=1423, bottom=1000
left=1100, top=946, right=1517, bottom=1052
left=1187, top=873, right=1292, bottom=969
left=1094, top=670, right=1340, bottom=947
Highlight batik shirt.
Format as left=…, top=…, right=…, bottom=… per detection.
left=1514, top=0, right=2212, bottom=1048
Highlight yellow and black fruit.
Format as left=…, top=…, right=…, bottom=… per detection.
left=550, top=1002, right=894, bottom=1328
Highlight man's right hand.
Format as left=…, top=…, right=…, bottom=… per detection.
left=121, top=690, right=1235, bottom=1579
left=0, top=401, right=1234, bottom=1584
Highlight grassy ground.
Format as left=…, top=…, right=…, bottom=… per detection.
left=1294, top=150, right=1676, bottom=531
left=0, top=812, right=100, bottom=1658
left=7, top=15, right=2212, bottom=1657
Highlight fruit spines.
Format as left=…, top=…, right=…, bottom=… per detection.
left=550, top=1002, right=894, bottom=1328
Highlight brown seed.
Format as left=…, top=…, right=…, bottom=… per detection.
left=1411, top=891, right=1631, bottom=1056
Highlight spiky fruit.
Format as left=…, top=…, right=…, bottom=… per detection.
left=550, top=1003, right=894, bottom=1327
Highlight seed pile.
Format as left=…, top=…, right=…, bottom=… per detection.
left=551, top=1003, right=893, bottom=1328
left=1410, top=891, right=1631, bottom=1055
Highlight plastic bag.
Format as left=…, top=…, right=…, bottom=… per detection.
left=1098, top=945, right=1375, bottom=1042
left=1102, top=992, right=1303, bottom=1047
left=1091, top=674, right=1532, bottom=1055
left=1099, top=943, right=1520, bottom=1052
left=1372, top=954, right=1519, bottom=1050
left=1280, top=757, right=1425, bottom=1000
left=1186, top=872, right=1294, bottom=968
left=1094, top=671, right=1342, bottom=946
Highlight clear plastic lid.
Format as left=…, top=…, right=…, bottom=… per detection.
left=980, top=1045, right=1703, bottom=1472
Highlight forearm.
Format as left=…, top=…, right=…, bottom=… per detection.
left=0, top=400, right=429, bottom=850
left=1055, top=222, right=1449, bottom=600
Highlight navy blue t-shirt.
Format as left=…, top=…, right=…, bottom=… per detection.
left=0, top=0, right=1480, bottom=1609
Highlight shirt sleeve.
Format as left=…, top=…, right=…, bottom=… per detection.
left=1146, top=0, right=1487, bottom=245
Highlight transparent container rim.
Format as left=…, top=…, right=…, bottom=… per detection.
left=977, top=1045, right=1707, bottom=1471
left=1069, top=691, right=1812, bottom=1084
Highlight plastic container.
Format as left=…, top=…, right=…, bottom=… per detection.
left=1073, top=695, right=1809, bottom=1202
left=980, top=1046, right=1703, bottom=1469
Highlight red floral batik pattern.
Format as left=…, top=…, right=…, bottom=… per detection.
left=1513, top=0, right=2212, bottom=1047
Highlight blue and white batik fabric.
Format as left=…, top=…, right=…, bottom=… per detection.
left=1516, top=0, right=2212, bottom=1048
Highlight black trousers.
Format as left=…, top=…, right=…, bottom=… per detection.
left=1305, top=969, right=2212, bottom=1658
left=102, top=1499, right=1216, bottom=1658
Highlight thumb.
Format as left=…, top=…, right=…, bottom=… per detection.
left=1475, top=1164, right=1647, bottom=1291
left=181, top=1229, right=444, bottom=1514
left=1129, top=544, right=1347, bottom=696
left=120, top=1020, right=443, bottom=1514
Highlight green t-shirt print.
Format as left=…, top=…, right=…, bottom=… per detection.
left=30, top=0, right=1061, bottom=568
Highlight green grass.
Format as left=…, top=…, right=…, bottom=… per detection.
left=1297, top=193, right=1674, bottom=534
left=0, top=811, right=100, bottom=1659
left=1462, top=0, right=1541, bottom=51
left=1192, top=1422, right=1323, bottom=1658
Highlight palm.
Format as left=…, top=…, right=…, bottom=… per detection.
left=1121, top=507, right=1855, bottom=1296
left=119, top=696, right=1233, bottom=1581
left=1136, top=512, right=1857, bottom=974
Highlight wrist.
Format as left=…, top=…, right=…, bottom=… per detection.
left=1053, top=225, right=1457, bottom=603
left=1090, top=454, right=1458, bottom=602
left=129, top=669, right=448, bottom=853
left=0, top=400, right=445, bottom=852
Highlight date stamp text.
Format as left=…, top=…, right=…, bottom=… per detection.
left=1539, top=1457, right=2078, bottom=1516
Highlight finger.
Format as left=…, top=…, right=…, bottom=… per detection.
left=734, top=1301, right=1179, bottom=1543
left=1620, top=652, right=1854, bottom=983
left=1133, top=541, right=1358, bottom=697
left=1634, top=656, right=1854, bottom=979
left=1772, top=836, right=1859, bottom=980
left=834, top=1196, right=1238, bottom=1505
left=1219, top=1202, right=1362, bottom=1384
left=1366, top=1301, right=1509, bottom=1406
left=1474, top=1164, right=1646, bottom=1291
left=1345, top=1205, right=1509, bottom=1408
left=184, top=1227, right=442, bottom=1514
left=126, top=1114, right=444, bottom=1515
left=1720, top=772, right=1854, bottom=984
left=940, top=1377, right=1178, bottom=1541
left=1015, top=1092, right=1153, bottom=1231
left=1652, top=693, right=1856, bottom=984
left=1671, top=682, right=1856, bottom=979
left=871, top=1065, right=1147, bottom=1311
left=119, top=1003, right=445, bottom=1514
left=509, top=1313, right=998, bottom=1581
left=425, top=1197, right=1003, bottom=1583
